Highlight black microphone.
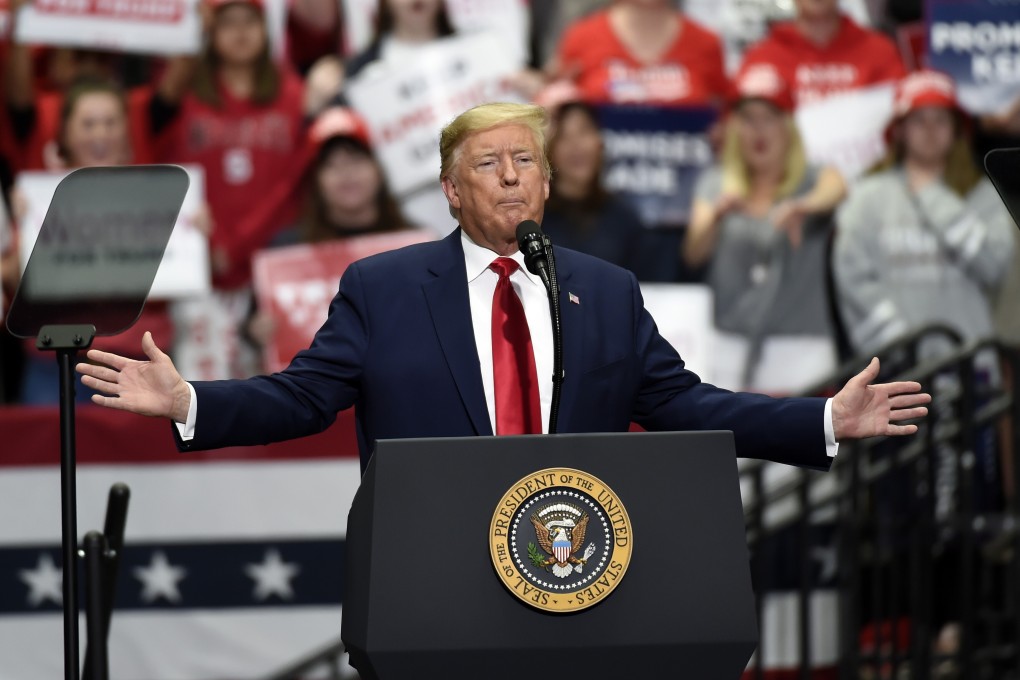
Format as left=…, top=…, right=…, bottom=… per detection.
left=515, top=220, right=551, bottom=290
left=516, top=219, right=564, bottom=433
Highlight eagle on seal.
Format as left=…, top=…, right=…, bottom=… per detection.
left=531, top=512, right=591, bottom=578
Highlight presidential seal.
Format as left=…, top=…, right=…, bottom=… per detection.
left=489, top=468, right=632, bottom=613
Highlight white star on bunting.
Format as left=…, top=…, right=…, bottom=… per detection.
left=20, top=553, right=62, bottom=607
left=245, top=549, right=300, bottom=601
left=134, top=551, right=187, bottom=603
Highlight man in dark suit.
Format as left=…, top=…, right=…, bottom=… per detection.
left=77, top=103, right=930, bottom=471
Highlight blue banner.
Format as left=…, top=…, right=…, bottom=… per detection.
left=926, top=0, right=1020, bottom=112
left=598, top=105, right=716, bottom=228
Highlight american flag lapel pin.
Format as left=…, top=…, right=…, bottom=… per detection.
left=569, top=292, right=580, bottom=305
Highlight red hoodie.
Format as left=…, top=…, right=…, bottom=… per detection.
left=558, top=9, right=729, bottom=107
left=740, top=15, right=906, bottom=107
left=158, top=69, right=306, bottom=290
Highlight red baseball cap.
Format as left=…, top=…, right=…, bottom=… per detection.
left=731, top=62, right=795, bottom=113
left=309, top=107, right=372, bottom=149
left=892, top=69, right=963, bottom=118
left=885, top=70, right=968, bottom=143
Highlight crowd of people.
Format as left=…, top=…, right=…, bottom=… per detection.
left=0, top=0, right=1018, bottom=405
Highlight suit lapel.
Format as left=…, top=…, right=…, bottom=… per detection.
left=555, top=263, right=585, bottom=433
left=422, top=231, right=493, bottom=436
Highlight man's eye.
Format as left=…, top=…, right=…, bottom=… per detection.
left=516, top=156, right=533, bottom=164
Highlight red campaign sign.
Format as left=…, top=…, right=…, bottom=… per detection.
left=253, top=231, right=433, bottom=373
left=32, top=0, right=185, bottom=23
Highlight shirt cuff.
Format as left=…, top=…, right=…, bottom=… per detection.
left=824, top=397, right=839, bottom=457
left=174, top=382, right=198, bottom=441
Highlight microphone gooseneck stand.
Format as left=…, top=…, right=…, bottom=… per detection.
left=515, top=220, right=565, bottom=434
left=542, top=235, right=564, bottom=434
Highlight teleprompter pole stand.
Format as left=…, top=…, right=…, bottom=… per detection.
left=36, top=323, right=97, bottom=680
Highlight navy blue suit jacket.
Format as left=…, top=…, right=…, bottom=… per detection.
left=177, top=229, right=831, bottom=472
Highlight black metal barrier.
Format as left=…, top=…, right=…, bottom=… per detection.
left=742, top=331, right=1020, bottom=680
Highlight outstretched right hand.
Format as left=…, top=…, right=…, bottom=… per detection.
left=76, top=332, right=192, bottom=423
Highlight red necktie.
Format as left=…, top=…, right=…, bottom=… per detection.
left=489, top=258, right=542, bottom=435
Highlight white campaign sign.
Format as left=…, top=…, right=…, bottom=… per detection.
left=14, top=0, right=285, bottom=57
left=639, top=283, right=716, bottom=385
left=340, top=0, right=530, bottom=62
left=15, top=0, right=202, bottom=55
left=345, top=31, right=525, bottom=196
left=446, top=0, right=530, bottom=65
left=16, top=166, right=210, bottom=300
left=340, top=0, right=376, bottom=56
left=795, top=83, right=896, bottom=181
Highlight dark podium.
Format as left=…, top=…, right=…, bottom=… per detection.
left=342, top=431, right=758, bottom=679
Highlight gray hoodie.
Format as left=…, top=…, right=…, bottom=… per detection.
left=834, top=168, right=1015, bottom=355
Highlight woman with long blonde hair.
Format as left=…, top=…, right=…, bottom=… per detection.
left=684, top=63, right=846, bottom=392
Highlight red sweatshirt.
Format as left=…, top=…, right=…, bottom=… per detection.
left=740, top=15, right=906, bottom=107
left=558, top=10, right=729, bottom=107
left=159, top=69, right=306, bottom=289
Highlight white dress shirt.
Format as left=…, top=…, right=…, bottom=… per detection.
left=178, top=231, right=838, bottom=456
left=462, top=231, right=553, bottom=434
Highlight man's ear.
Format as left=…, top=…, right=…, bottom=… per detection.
left=441, top=176, right=461, bottom=210
left=543, top=175, right=550, bottom=201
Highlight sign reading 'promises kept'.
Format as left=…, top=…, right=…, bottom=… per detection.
left=927, top=0, right=1020, bottom=113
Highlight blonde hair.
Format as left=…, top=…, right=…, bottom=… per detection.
left=719, top=114, right=808, bottom=200
left=439, top=102, right=551, bottom=180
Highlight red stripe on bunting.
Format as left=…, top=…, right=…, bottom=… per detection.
left=0, top=406, right=359, bottom=467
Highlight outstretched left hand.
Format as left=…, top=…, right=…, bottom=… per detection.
left=832, top=357, right=932, bottom=441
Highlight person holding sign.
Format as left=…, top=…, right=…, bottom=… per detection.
left=833, top=70, right=1014, bottom=356
left=76, top=102, right=929, bottom=477
left=684, top=63, right=846, bottom=392
left=9, top=78, right=175, bottom=404
left=552, top=0, right=729, bottom=108
left=345, top=0, right=456, bottom=81
left=739, top=0, right=905, bottom=108
left=245, top=107, right=418, bottom=352
left=153, top=0, right=306, bottom=291
left=2, top=0, right=170, bottom=171
left=304, top=0, right=457, bottom=117
left=150, top=0, right=307, bottom=381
